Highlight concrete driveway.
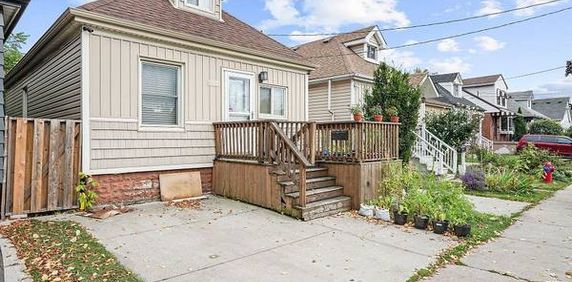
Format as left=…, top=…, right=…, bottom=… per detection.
left=55, top=196, right=455, bottom=282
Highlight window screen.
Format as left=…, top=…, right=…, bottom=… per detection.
left=141, top=62, right=180, bottom=126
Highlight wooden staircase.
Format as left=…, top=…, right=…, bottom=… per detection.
left=277, top=167, right=351, bottom=221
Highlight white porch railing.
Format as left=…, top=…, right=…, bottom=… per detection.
left=413, top=131, right=447, bottom=175
left=474, top=134, right=494, bottom=151
left=415, top=126, right=459, bottom=175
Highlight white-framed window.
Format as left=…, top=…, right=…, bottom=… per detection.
left=185, top=0, right=214, bottom=12
left=140, top=61, right=182, bottom=127
left=260, top=85, right=286, bottom=118
left=366, top=44, right=378, bottom=60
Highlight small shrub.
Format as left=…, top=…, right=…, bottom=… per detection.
left=460, top=170, right=486, bottom=191
left=529, top=119, right=563, bottom=135
left=76, top=173, right=98, bottom=211
left=485, top=168, right=534, bottom=195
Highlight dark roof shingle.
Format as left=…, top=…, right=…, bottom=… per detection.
left=532, top=97, right=572, bottom=120
left=430, top=73, right=460, bottom=83
left=463, top=74, right=502, bottom=86
left=78, top=0, right=307, bottom=64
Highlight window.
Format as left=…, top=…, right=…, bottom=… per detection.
left=500, top=116, right=514, bottom=132
left=260, top=86, right=286, bottom=118
left=366, top=45, right=378, bottom=60
left=185, top=0, right=214, bottom=12
left=141, top=61, right=181, bottom=126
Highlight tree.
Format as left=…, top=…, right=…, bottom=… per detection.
left=425, top=109, right=480, bottom=150
left=4, top=32, right=29, bottom=74
left=364, top=63, right=421, bottom=163
left=513, top=108, right=527, bottom=141
left=529, top=119, right=563, bottom=135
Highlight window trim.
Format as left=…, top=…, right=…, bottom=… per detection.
left=184, top=0, right=215, bottom=13
left=366, top=44, right=378, bottom=60
left=222, top=68, right=256, bottom=121
left=259, top=84, right=288, bottom=120
left=138, top=58, right=185, bottom=131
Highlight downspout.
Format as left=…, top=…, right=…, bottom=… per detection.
left=328, top=79, right=334, bottom=121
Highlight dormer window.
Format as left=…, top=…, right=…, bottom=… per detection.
left=367, top=45, right=378, bottom=60
left=185, top=0, right=214, bottom=12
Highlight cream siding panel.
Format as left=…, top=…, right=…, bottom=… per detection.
left=330, top=80, right=352, bottom=121
left=5, top=35, right=82, bottom=119
left=308, top=82, right=330, bottom=121
left=87, top=31, right=308, bottom=172
left=353, top=80, right=373, bottom=106
left=308, top=80, right=353, bottom=122
left=350, top=44, right=364, bottom=57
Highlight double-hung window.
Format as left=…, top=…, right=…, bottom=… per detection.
left=141, top=61, right=181, bottom=126
left=185, top=0, right=214, bottom=12
left=367, top=45, right=378, bottom=60
left=260, top=86, right=286, bottom=118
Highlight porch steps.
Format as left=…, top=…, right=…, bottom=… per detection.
left=291, top=196, right=352, bottom=221
left=277, top=166, right=351, bottom=221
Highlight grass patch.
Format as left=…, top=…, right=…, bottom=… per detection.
left=407, top=212, right=516, bottom=282
left=0, top=220, right=141, bottom=282
left=465, top=180, right=571, bottom=203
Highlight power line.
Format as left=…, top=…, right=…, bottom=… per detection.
left=303, top=6, right=572, bottom=59
left=267, top=0, right=564, bottom=36
left=506, top=66, right=566, bottom=80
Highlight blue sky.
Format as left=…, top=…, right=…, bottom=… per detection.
left=13, top=0, right=572, bottom=97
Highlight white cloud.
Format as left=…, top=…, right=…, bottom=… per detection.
left=430, top=57, right=472, bottom=74
left=288, top=31, right=326, bottom=44
left=476, top=0, right=503, bottom=17
left=67, top=0, right=96, bottom=6
left=514, top=0, right=562, bottom=16
left=534, top=76, right=572, bottom=94
left=379, top=49, right=422, bottom=71
left=474, top=36, right=506, bottom=51
left=437, top=39, right=460, bottom=52
left=261, top=0, right=410, bottom=32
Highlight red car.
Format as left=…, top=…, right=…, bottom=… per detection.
left=517, top=134, right=572, bottom=157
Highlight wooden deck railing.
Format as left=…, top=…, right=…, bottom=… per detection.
left=213, top=120, right=400, bottom=205
left=315, top=122, right=399, bottom=163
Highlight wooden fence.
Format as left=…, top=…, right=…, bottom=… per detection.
left=2, top=118, right=82, bottom=218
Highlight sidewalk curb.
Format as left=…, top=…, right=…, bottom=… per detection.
left=0, top=234, right=32, bottom=282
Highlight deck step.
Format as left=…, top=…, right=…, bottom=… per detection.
left=281, top=176, right=337, bottom=193
left=293, top=196, right=351, bottom=221
left=286, top=186, right=344, bottom=203
left=275, top=167, right=329, bottom=181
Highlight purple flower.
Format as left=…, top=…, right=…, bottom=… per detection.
left=460, top=170, right=486, bottom=191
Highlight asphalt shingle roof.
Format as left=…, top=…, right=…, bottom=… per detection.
left=463, top=74, right=502, bottom=86
left=433, top=83, right=482, bottom=110
left=294, top=26, right=379, bottom=80
left=430, top=73, right=459, bottom=83
left=532, top=97, right=572, bottom=120
left=78, top=0, right=308, bottom=65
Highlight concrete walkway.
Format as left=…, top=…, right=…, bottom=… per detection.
left=55, top=197, right=455, bottom=282
left=466, top=195, right=530, bottom=217
left=431, top=185, right=572, bottom=282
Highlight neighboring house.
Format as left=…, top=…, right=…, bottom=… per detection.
left=428, top=73, right=482, bottom=111
left=463, top=74, right=516, bottom=141
left=4, top=0, right=314, bottom=204
left=294, top=26, right=385, bottom=121
left=532, top=97, right=572, bottom=129
left=507, top=91, right=547, bottom=123
left=0, top=0, right=29, bottom=188
left=409, top=72, right=453, bottom=123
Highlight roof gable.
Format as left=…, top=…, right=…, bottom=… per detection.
left=463, top=74, right=507, bottom=88
left=430, top=73, right=461, bottom=84
left=531, top=97, right=572, bottom=120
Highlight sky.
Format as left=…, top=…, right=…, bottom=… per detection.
left=12, top=0, right=572, bottom=98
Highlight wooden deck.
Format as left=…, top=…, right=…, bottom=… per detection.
left=213, top=120, right=400, bottom=220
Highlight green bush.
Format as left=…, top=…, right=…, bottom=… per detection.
left=485, top=168, right=535, bottom=195
left=529, top=119, right=563, bottom=135
left=425, top=109, right=481, bottom=150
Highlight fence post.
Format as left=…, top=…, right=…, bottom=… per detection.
left=308, top=122, right=316, bottom=165
left=356, top=123, right=363, bottom=162
left=298, top=164, right=307, bottom=207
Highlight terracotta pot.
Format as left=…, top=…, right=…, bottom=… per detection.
left=353, top=113, right=363, bottom=122
left=373, top=115, right=383, bottom=122
left=390, top=116, right=400, bottom=123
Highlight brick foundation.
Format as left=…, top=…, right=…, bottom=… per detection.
left=93, top=168, right=212, bottom=205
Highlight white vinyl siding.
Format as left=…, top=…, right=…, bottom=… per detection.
left=308, top=80, right=352, bottom=122
left=260, top=86, right=286, bottom=118
left=141, top=61, right=181, bottom=126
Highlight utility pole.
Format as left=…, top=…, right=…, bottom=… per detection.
left=566, top=60, right=572, bottom=77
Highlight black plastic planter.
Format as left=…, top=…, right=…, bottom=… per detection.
left=414, top=215, right=430, bottom=230
left=394, top=212, right=408, bottom=225
left=432, top=220, right=449, bottom=235
left=454, top=224, right=471, bottom=237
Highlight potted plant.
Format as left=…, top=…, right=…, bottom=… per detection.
left=370, top=105, right=383, bottom=122
left=430, top=205, right=449, bottom=235
left=387, top=106, right=399, bottom=123
left=450, top=208, right=472, bottom=237
left=393, top=202, right=409, bottom=225
left=374, top=197, right=392, bottom=222
left=350, top=104, right=364, bottom=122
left=406, top=188, right=431, bottom=230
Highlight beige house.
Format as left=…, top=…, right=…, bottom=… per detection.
left=5, top=0, right=314, bottom=204
left=295, top=26, right=385, bottom=121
